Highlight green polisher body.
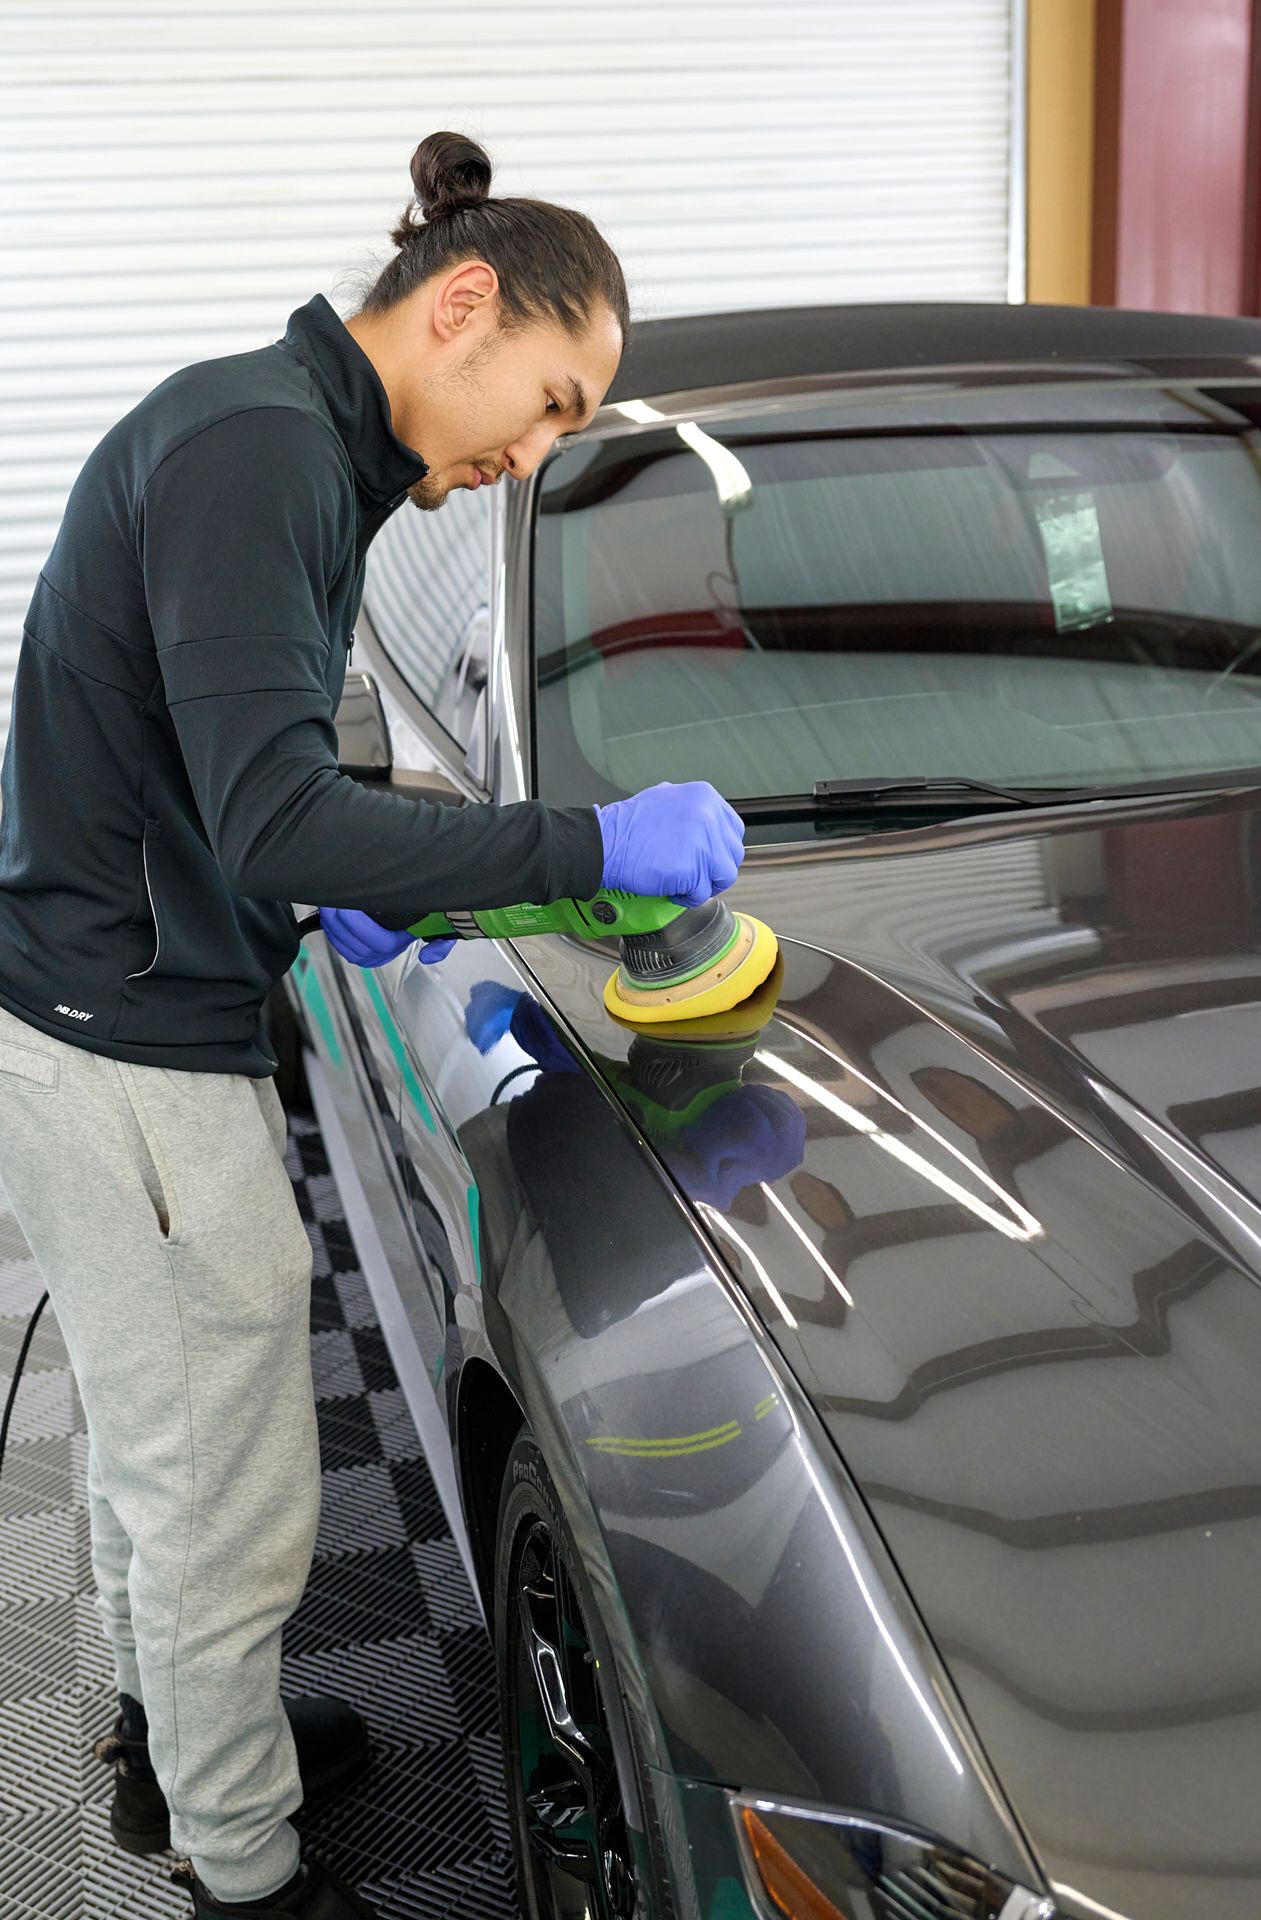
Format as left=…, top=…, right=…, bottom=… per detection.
left=404, top=890, right=684, bottom=946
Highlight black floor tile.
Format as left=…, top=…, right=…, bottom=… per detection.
left=0, top=1107, right=514, bottom=1918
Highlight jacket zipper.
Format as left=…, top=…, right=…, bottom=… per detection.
left=356, top=495, right=402, bottom=569
left=349, top=491, right=409, bottom=667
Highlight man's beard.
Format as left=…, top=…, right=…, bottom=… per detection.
left=407, top=339, right=496, bottom=514
left=406, top=473, right=449, bottom=513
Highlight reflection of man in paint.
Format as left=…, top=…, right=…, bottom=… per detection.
left=464, top=976, right=805, bottom=1212
left=910, top=1066, right=1065, bottom=1181
left=765, top=1067, right=1069, bottom=1331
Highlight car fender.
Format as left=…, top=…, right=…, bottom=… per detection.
left=451, top=1031, right=1039, bottom=1887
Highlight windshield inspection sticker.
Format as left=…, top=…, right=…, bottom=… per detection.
left=1033, top=488, right=1114, bottom=633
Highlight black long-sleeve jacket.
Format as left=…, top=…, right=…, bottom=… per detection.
left=0, top=294, right=604, bottom=1074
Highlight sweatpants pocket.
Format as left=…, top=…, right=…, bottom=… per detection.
left=111, top=1063, right=311, bottom=1330
left=0, top=1037, right=58, bottom=1093
left=108, top=1060, right=179, bottom=1242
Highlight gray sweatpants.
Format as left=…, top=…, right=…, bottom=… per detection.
left=0, top=999, right=319, bottom=1902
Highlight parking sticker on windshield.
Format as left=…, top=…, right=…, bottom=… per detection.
left=1034, top=489, right=1113, bottom=633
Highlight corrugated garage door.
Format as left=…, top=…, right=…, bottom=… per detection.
left=0, top=0, right=1021, bottom=742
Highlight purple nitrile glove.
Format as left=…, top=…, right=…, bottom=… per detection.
left=594, top=780, right=745, bottom=908
left=465, top=979, right=520, bottom=1052
left=319, top=908, right=455, bottom=969
left=465, top=981, right=578, bottom=1073
left=676, top=1085, right=807, bottom=1211
left=511, top=993, right=578, bottom=1073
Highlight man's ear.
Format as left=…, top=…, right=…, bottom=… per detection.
left=434, top=260, right=499, bottom=340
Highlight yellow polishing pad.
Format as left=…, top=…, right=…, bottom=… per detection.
left=603, top=913, right=779, bottom=1026
left=607, top=950, right=785, bottom=1041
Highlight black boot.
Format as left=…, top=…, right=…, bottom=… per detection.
left=170, top=1855, right=378, bottom=1917
left=94, top=1695, right=370, bottom=1856
left=91, top=1692, right=167, bottom=1855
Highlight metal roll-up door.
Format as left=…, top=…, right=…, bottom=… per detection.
left=0, top=0, right=1021, bottom=744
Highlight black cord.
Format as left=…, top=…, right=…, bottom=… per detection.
left=491, top=1063, right=539, bottom=1106
left=0, top=1289, right=49, bottom=1486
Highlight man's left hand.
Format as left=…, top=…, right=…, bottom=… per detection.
left=319, top=906, right=465, bottom=968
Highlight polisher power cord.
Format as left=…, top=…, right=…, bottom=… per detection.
left=0, top=1287, right=49, bottom=1487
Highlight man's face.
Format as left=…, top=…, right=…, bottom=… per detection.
left=403, top=298, right=622, bottom=512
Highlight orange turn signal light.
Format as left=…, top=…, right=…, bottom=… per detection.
left=738, top=1806, right=851, bottom=1920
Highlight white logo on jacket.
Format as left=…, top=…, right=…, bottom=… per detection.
left=54, top=1004, right=93, bottom=1021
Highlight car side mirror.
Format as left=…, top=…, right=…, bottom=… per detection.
left=334, top=671, right=467, bottom=807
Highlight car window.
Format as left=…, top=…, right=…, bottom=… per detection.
left=361, top=485, right=492, bottom=752
left=531, top=381, right=1261, bottom=806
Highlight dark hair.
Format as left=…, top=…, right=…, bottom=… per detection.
left=355, top=130, right=630, bottom=347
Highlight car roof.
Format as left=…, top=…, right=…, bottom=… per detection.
left=605, top=300, right=1261, bottom=406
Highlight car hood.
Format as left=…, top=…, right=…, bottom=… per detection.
left=536, top=782, right=1261, bottom=1920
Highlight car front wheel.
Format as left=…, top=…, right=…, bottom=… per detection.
left=494, top=1431, right=674, bottom=1920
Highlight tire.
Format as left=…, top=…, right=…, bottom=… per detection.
left=264, top=982, right=309, bottom=1113
left=495, top=1431, right=676, bottom=1920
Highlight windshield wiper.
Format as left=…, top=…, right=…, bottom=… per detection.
left=734, top=768, right=1261, bottom=818
left=812, top=775, right=1082, bottom=808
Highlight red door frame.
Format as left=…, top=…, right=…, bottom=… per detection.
left=1092, top=0, right=1255, bottom=314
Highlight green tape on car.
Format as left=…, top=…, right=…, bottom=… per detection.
left=292, top=952, right=342, bottom=1067
left=361, top=971, right=436, bottom=1133
left=1034, top=486, right=1114, bottom=633
left=466, top=1183, right=482, bottom=1285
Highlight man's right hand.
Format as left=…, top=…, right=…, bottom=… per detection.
left=594, top=780, right=745, bottom=907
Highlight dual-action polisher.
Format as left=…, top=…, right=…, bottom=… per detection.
left=300, top=892, right=778, bottom=1025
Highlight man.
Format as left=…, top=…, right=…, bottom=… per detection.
left=0, top=132, right=744, bottom=1919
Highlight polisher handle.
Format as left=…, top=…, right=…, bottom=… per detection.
left=297, top=893, right=686, bottom=945
left=403, top=892, right=686, bottom=942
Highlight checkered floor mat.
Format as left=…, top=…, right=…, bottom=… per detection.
left=0, top=1104, right=516, bottom=1919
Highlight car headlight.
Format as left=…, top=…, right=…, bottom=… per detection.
left=730, top=1794, right=1056, bottom=1920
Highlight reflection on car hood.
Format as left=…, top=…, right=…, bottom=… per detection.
left=542, top=782, right=1261, bottom=1920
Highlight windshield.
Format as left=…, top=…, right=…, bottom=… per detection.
left=531, top=379, right=1261, bottom=809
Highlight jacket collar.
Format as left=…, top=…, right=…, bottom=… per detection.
left=280, top=293, right=429, bottom=504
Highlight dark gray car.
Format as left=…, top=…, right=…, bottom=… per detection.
left=280, top=303, right=1261, bottom=1920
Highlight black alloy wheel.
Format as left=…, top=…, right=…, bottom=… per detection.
left=495, top=1433, right=673, bottom=1920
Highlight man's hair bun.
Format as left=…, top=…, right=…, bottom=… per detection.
left=407, top=131, right=493, bottom=226
left=362, top=130, right=629, bottom=351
